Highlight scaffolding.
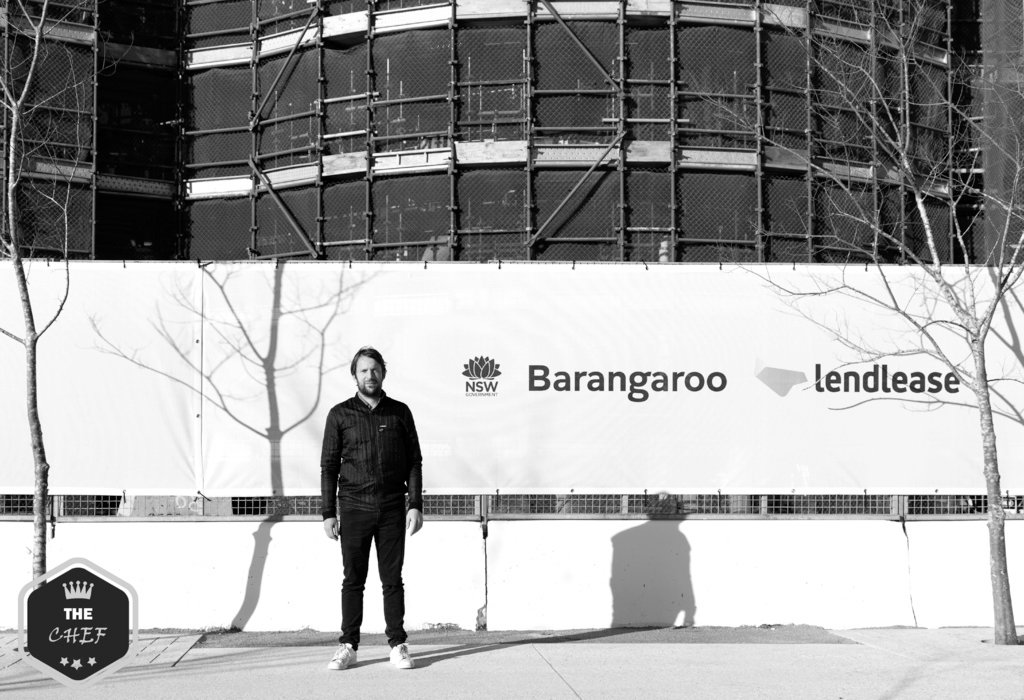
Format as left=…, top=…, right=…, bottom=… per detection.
left=176, top=1, right=957, bottom=263
left=1, top=0, right=98, bottom=258
left=1, top=0, right=181, bottom=259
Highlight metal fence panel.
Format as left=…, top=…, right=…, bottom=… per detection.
left=188, top=197, right=252, bottom=259
left=372, top=173, right=449, bottom=254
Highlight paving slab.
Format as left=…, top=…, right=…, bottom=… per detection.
left=0, top=628, right=1022, bottom=699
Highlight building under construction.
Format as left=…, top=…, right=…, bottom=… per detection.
left=2, top=0, right=1012, bottom=263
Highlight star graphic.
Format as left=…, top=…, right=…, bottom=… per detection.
left=59, top=657, right=69, bottom=666
left=87, top=658, right=97, bottom=667
left=71, top=659, right=83, bottom=670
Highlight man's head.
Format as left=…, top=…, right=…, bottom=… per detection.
left=351, top=346, right=386, bottom=400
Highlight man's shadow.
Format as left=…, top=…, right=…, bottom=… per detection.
left=412, top=516, right=695, bottom=669
left=610, top=518, right=695, bottom=628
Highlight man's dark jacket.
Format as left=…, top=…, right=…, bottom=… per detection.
left=320, top=392, right=423, bottom=518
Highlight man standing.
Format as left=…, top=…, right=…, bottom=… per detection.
left=321, top=346, right=423, bottom=670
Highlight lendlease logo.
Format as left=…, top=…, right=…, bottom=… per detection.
left=464, top=356, right=501, bottom=397
left=529, top=365, right=727, bottom=403
left=756, top=362, right=961, bottom=395
left=814, top=364, right=960, bottom=394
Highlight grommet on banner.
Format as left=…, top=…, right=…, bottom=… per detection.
left=497, top=259, right=502, bottom=270
left=572, top=260, right=576, bottom=270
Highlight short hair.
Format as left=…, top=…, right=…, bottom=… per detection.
left=350, top=346, right=387, bottom=377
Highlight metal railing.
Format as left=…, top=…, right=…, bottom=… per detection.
left=2, top=493, right=1021, bottom=521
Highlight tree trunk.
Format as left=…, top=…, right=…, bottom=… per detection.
left=12, top=256, right=49, bottom=580
left=974, top=343, right=1018, bottom=644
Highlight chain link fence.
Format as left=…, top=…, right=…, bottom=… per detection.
left=255, top=185, right=318, bottom=257
left=677, top=172, right=757, bottom=263
left=677, top=25, right=757, bottom=150
left=534, top=21, right=617, bottom=145
left=15, top=181, right=93, bottom=256
left=457, top=168, right=526, bottom=261
left=457, top=23, right=526, bottom=143
left=372, top=29, right=451, bottom=152
left=322, top=179, right=368, bottom=259
left=187, top=197, right=253, bottom=260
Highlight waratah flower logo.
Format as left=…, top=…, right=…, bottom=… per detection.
left=462, top=356, right=502, bottom=380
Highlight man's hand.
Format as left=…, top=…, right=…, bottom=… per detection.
left=406, top=508, right=423, bottom=536
left=323, top=517, right=339, bottom=540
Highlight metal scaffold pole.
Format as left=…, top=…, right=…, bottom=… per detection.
left=805, top=0, right=815, bottom=262
left=448, top=1, right=457, bottom=261
left=364, top=0, right=375, bottom=261
left=754, top=0, right=766, bottom=262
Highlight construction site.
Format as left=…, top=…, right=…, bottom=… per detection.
left=4, top=0, right=1002, bottom=263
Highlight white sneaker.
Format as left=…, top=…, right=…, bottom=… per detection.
left=389, top=643, right=415, bottom=669
left=327, top=643, right=357, bottom=670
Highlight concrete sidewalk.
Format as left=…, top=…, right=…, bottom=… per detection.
left=1, top=628, right=1022, bottom=699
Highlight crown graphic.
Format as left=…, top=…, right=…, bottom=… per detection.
left=62, top=581, right=94, bottom=601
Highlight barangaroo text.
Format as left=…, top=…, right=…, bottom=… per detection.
left=528, top=365, right=727, bottom=402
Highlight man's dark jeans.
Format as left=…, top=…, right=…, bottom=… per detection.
left=338, top=506, right=407, bottom=650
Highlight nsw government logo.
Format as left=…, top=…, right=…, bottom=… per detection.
left=463, top=356, right=501, bottom=397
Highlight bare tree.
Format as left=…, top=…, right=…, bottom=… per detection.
left=2, top=0, right=96, bottom=579
left=726, top=0, right=1023, bottom=643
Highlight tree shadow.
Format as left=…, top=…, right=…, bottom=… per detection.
left=93, top=262, right=365, bottom=630
left=610, top=517, right=695, bottom=629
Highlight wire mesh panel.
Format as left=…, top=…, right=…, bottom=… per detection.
left=764, top=173, right=807, bottom=239
left=625, top=167, right=672, bottom=262
left=534, top=21, right=617, bottom=144
left=457, top=24, right=526, bottom=142
left=324, top=44, right=369, bottom=153
left=188, top=197, right=252, bottom=259
left=676, top=25, right=757, bottom=149
left=813, top=181, right=875, bottom=261
left=906, top=494, right=987, bottom=515
left=255, top=185, right=319, bottom=256
left=422, top=494, right=477, bottom=516
left=187, top=67, right=252, bottom=176
left=763, top=29, right=808, bottom=151
left=677, top=171, right=757, bottom=262
left=323, top=179, right=368, bottom=257
left=457, top=168, right=526, bottom=261
left=372, top=29, right=451, bottom=151
left=256, top=49, right=319, bottom=170
left=532, top=169, right=618, bottom=260
left=626, top=26, right=670, bottom=141
left=60, top=495, right=121, bottom=517
left=371, top=173, right=449, bottom=256
left=257, top=0, right=315, bottom=34
left=0, top=495, right=34, bottom=515
left=185, top=0, right=251, bottom=49
left=15, top=181, right=93, bottom=256
left=813, top=36, right=873, bottom=164
left=20, top=38, right=95, bottom=164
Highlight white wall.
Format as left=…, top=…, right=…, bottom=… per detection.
left=1, top=521, right=485, bottom=633
left=2, top=520, right=1021, bottom=632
